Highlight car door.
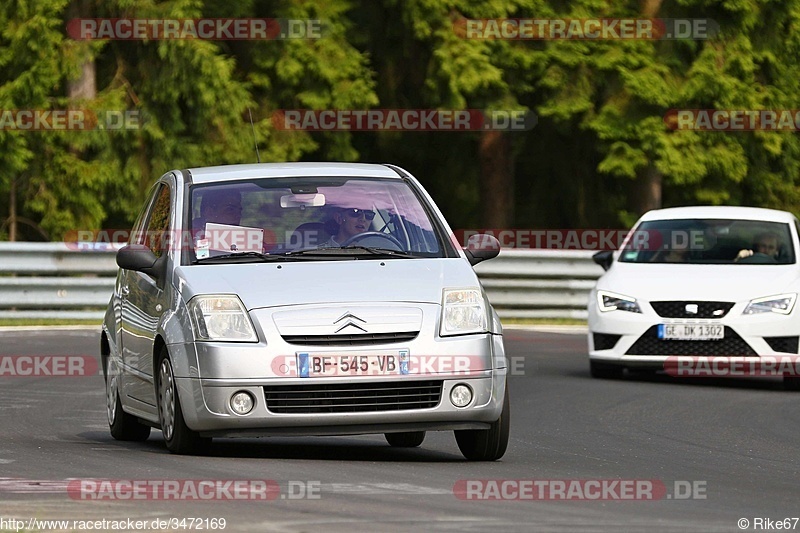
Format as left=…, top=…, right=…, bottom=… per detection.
left=120, top=182, right=172, bottom=412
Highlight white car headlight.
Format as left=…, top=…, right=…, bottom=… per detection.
left=440, top=288, right=487, bottom=336
left=743, top=293, right=797, bottom=315
left=188, top=295, right=258, bottom=342
left=597, top=290, right=642, bottom=313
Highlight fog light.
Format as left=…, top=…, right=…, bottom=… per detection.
left=230, top=391, right=254, bottom=415
left=450, top=384, right=473, bottom=408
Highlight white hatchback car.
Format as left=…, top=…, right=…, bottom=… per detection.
left=102, top=163, right=509, bottom=460
left=588, top=206, right=800, bottom=388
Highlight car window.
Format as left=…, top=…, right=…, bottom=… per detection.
left=143, top=184, right=171, bottom=258
left=619, top=218, right=795, bottom=264
left=186, top=177, right=449, bottom=262
left=128, top=185, right=158, bottom=246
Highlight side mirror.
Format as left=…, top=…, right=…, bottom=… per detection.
left=592, top=250, right=614, bottom=271
left=116, top=244, right=165, bottom=279
left=464, top=234, right=501, bottom=266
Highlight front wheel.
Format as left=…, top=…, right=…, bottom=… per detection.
left=106, top=357, right=151, bottom=441
left=455, top=387, right=509, bottom=461
left=156, top=350, right=210, bottom=454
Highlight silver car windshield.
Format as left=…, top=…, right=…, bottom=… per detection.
left=187, top=177, right=447, bottom=262
left=618, top=219, right=796, bottom=265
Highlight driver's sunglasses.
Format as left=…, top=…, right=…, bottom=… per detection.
left=344, top=208, right=376, bottom=220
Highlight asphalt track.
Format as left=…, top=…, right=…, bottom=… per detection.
left=0, top=326, right=797, bottom=532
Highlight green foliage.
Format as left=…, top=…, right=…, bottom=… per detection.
left=2, top=0, right=800, bottom=239
left=535, top=0, right=800, bottom=221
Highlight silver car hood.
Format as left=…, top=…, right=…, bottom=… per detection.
left=175, top=258, right=480, bottom=309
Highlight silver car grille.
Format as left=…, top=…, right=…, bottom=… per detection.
left=281, top=331, right=419, bottom=346
left=263, top=380, right=442, bottom=414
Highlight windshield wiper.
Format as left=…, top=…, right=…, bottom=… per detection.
left=340, top=246, right=417, bottom=258
left=279, top=246, right=417, bottom=259
left=193, top=251, right=284, bottom=264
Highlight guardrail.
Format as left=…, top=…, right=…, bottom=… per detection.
left=0, top=243, right=604, bottom=321
left=473, top=249, right=602, bottom=319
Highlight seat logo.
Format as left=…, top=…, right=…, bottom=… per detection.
left=333, top=312, right=367, bottom=333
left=685, top=304, right=699, bottom=315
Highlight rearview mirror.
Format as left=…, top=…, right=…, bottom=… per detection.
left=280, top=193, right=326, bottom=208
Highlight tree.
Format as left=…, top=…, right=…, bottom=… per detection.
left=0, top=0, right=378, bottom=239
left=351, top=0, right=548, bottom=229
left=537, top=0, right=800, bottom=224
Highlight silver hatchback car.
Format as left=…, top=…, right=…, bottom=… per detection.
left=101, top=163, right=509, bottom=460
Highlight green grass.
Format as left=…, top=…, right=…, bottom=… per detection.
left=500, top=317, right=587, bottom=326
left=0, top=318, right=102, bottom=327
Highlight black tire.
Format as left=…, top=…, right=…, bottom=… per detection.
left=590, top=360, right=625, bottom=379
left=784, top=376, right=800, bottom=391
left=385, top=431, right=426, bottom=448
left=106, top=357, right=151, bottom=441
left=156, top=349, right=210, bottom=454
left=455, top=386, right=510, bottom=461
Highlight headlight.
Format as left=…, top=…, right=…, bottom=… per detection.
left=440, top=288, right=487, bottom=336
left=743, top=293, right=796, bottom=315
left=188, top=295, right=258, bottom=342
left=597, top=290, right=642, bottom=313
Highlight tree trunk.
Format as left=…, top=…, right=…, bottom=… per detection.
left=640, top=0, right=663, bottom=17
left=634, top=0, right=664, bottom=215
left=67, top=0, right=96, bottom=100
left=9, top=178, right=16, bottom=242
left=478, top=130, right=515, bottom=228
left=633, top=165, right=662, bottom=215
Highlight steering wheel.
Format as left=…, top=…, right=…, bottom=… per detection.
left=340, top=231, right=404, bottom=251
left=737, top=252, right=777, bottom=264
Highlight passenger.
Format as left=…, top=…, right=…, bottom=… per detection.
left=195, top=189, right=243, bottom=228
left=651, top=247, right=690, bottom=263
left=651, top=239, right=691, bottom=263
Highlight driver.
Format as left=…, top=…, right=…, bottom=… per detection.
left=322, top=207, right=375, bottom=247
left=735, top=231, right=780, bottom=261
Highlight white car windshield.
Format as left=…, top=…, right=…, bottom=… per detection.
left=187, top=177, right=449, bottom=261
left=618, top=218, right=795, bottom=265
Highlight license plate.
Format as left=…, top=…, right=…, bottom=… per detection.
left=658, top=324, right=724, bottom=341
left=297, top=350, right=409, bottom=377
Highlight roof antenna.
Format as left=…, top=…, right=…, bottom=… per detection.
left=248, top=107, right=261, bottom=163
